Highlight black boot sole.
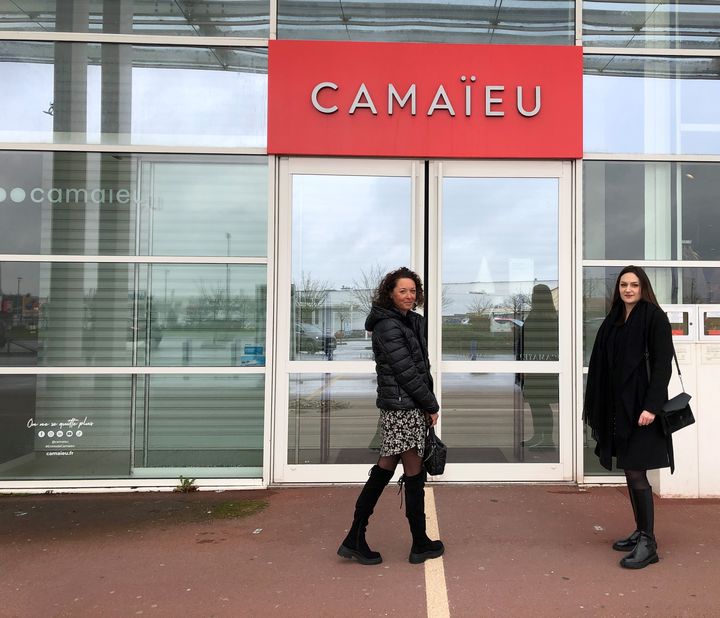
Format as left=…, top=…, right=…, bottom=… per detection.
left=337, top=544, right=382, bottom=565
left=409, top=546, right=445, bottom=564
left=620, top=553, right=659, bottom=569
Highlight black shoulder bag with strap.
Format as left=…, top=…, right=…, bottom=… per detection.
left=662, top=375, right=695, bottom=436
left=646, top=347, right=695, bottom=474
left=646, top=348, right=695, bottom=435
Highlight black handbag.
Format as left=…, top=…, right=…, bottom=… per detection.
left=661, top=390, right=694, bottom=435
left=423, top=426, right=447, bottom=476
left=647, top=348, right=696, bottom=436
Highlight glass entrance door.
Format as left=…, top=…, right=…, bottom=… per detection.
left=431, top=160, right=572, bottom=481
left=274, top=158, right=572, bottom=483
left=274, top=158, right=424, bottom=483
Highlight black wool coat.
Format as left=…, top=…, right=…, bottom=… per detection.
left=584, top=300, right=674, bottom=472
left=521, top=307, right=559, bottom=403
left=365, top=305, right=439, bottom=413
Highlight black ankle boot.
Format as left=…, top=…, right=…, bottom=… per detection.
left=613, top=529, right=640, bottom=552
left=620, top=532, right=659, bottom=569
left=337, top=533, right=382, bottom=565
left=337, top=465, right=393, bottom=565
left=402, top=472, right=444, bottom=564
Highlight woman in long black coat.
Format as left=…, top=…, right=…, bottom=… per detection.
left=584, top=265, right=674, bottom=569
left=521, top=283, right=559, bottom=449
left=337, top=267, right=444, bottom=566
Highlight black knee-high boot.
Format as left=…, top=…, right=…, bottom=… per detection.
left=612, top=487, right=640, bottom=551
left=402, top=472, right=444, bottom=564
left=337, top=465, right=394, bottom=565
left=620, top=488, right=658, bottom=569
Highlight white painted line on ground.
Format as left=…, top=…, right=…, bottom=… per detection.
left=424, top=486, right=450, bottom=618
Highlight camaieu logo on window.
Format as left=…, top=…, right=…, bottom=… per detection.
left=0, top=186, right=133, bottom=205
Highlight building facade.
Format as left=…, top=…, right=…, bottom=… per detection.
left=0, top=1, right=719, bottom=495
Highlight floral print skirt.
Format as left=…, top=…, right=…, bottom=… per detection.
left=379, top=408, right=426, bottom=457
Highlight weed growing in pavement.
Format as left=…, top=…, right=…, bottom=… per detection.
left=174, top=476, right=198, bottom=493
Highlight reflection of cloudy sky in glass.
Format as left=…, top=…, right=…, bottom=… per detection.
left=292, top=175, right=412, bottom=288
left=443, top=178, right=558, bottom=284
left=584, top=73, right=720, bottom=155
left=0, top=64, right=55, bottom=135
left=0, top=60, right=266, bottom=146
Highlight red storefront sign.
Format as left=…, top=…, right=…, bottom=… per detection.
left=268, top=40, right=583, bottom=159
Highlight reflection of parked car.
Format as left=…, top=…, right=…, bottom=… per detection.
left=492, top=316, right=524, bottom=328
left=295, top=323, right=337, bottom=355
left=443, top=316, right=470, bottom=325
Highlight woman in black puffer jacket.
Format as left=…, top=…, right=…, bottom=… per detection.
left=338, top=267, right=444, bottom=566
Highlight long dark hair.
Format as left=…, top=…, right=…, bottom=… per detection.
left=372, top=267, right=425, bottom=309
left=610, top=265, right=660, bottom=312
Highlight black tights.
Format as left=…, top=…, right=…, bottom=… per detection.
left=377, top=449, right=423, bottom=477
left=625, top=469, right=650, bottom=490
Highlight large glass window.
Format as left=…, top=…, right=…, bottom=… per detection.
left=583, top=1, right=720, bottom=50
left=0, top=2, right=273, bottom=485
left=138, top=158, right=267, bottom=257
left=0, top=1, right=271, bottom=37
left=584, top=55, right=720, bottom=155
left=582, top=266, right=720, bottom=364
left=0, top=42, right=267, bottom=147
left=0, top=262, right=267, bottom=367
left=0, top=152, right=267, bottom=256
left=0, top=262, right=134, bottom=367
left=290, top=174, right=412, bottom=362
left=0, top=374, right=133, bottom=479
left=134, top=374, right=264, bottom=473
left=442, top=177, right=559, bottom=361
left=584, top=161, right=720, bottom=262
left=141, top=264, right=267, bottom=367
left=287, top=373, right=378, bottom=465
left=0, top=373, right=264, bottom=480
left=442, top=373, right=559, bottom=463
left=278, top=0, right=574, bottom=45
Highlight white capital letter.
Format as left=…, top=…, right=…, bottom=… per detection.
left=349, top=83, right=378, bottom=115
left=517, top=85, right=541, bottom=117
left=485, top=86, right=505, bottom=117
left=427, top=85, right=456, bottom=117
left=388, top=84, right=416, bottom=115
left=311, top=82, right=339, bottom=114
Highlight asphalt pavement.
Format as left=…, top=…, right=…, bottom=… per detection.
left=1, top=484, right=719, bottom=617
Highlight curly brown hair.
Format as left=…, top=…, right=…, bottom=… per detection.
left=371, top=267, right=425, bottom=309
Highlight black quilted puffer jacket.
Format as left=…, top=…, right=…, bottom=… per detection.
left=365, top=304, right=439, bottom=413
